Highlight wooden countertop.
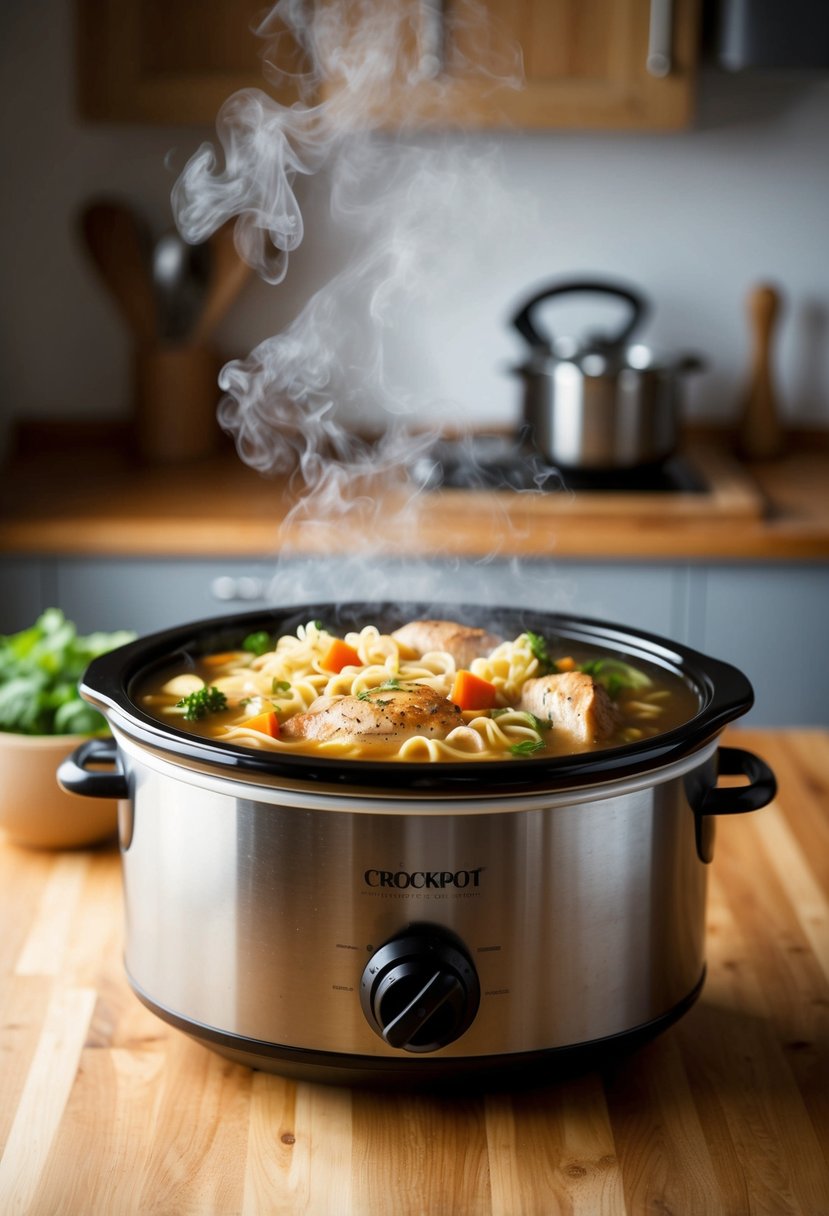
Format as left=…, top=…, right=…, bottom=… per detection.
left=1, top=430, right=829, bottom=561
left=0, top=728, right=827, bottom=1214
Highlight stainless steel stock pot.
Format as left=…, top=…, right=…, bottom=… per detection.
left=59, top=603, right=775, bottom=1087
left=511, top=279, right=703, bottom=472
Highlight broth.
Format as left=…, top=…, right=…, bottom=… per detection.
left=137, top=619, right=700, bottom=763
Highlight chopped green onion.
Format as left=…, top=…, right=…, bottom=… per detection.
left=271, top=679, right=291, bottom=695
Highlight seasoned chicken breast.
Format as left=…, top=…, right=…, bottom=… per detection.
left=282, top=685, right=462, bottom=744
left=392, top=620, right=501, bottom=668
left=518, top=671, right=619, bottom=744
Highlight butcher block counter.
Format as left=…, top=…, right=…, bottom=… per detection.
left=0, top=728, right=827, bottom=1216
left=1, top=429, right=829, bottom=560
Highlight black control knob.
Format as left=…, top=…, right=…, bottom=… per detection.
left=360, top=930, right=480, bottom=1053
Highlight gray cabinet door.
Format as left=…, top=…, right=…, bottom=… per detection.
left=516, top=562, right=683, bottom=640
left=0, top=559, right=53, bottom=633
left=54, top=559, right=276, bottom=634
left=688, top=564, right=829, bottom=726
left=52, top=558, right=684, bottom=639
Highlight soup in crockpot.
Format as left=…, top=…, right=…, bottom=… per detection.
left=137, top=618, right=699, bottom=762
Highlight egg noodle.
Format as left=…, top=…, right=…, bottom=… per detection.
left=143, top=620, right=673, bottom=762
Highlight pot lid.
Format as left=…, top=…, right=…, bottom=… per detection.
left=515, top=341, right=703, bottom=378
left=510, top=277, right=703, bottom=376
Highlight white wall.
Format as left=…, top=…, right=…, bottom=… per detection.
left=1, top=0, right=828, bottom=453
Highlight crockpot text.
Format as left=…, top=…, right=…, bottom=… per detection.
left=364, top=868, right=484, bottom=890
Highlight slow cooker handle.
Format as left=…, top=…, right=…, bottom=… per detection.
left=511, top=279, right=648, bottom=351
left=693, top=746, right=777, bottom=864
left=58, top=737, right=129, bottom=800
left=701, top=747, right=777, bottom=816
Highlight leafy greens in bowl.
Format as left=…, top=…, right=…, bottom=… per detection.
left=0, top=609, right=135, bottom=736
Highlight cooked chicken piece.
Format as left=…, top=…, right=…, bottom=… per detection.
left=392, top=620, right=501, bottom=668
left=281, top=685, right=462, bottom=744
left=518, top=671, right=619, bottom=744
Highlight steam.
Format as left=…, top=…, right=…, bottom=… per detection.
left=172, top=0, right=535, bottom=597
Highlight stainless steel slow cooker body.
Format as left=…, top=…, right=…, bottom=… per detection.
left=61, top=603, right=776, bottom=1087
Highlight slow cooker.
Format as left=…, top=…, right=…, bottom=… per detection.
left=59, top=603, right=776, bottom=1087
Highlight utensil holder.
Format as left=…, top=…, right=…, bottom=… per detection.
left=134, top=344, right=223, bottom=464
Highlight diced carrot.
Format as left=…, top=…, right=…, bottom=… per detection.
left=450, top=670, right=498, bottom=711
left=555, top=656, right=577, bottom=672
left=241, top=710, right=280, bottom=738
left=320, top=638, right=362, bottom=673
left=201, top=651, right=246, bottom=669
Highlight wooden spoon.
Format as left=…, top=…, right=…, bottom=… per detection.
left=736, top=283, right=785, bottom=461
left=80, top=200, right=157, bottom=343
left=189, top=222, right=254, bottom=345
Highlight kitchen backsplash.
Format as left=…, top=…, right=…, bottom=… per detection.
left=0, top=0, right=828, bottom=451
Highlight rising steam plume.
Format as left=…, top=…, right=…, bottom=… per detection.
left=173, top=1, right=531, bottom=589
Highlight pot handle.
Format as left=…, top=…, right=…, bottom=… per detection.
left=693, top=746, right=777, bottom=864
left=699, top=747, right=777, bottom=816
left=511, top=279, right=648, bottom=351
left=57, top=737, right=128, bottom=800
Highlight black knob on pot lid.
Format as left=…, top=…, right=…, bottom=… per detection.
left=360, top=931, right=480, bottom=1053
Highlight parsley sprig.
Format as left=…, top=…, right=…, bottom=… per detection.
left=176, top=686, right=228, bottom=721
left=357, top=678, right=402, bottom=701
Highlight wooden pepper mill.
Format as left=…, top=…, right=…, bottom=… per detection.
left=736, top=282, right=785, bottom=461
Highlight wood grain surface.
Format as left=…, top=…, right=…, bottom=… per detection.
left=1, top=729, right=827, bottom=1215
left=2, top=437, right=829, bottom=560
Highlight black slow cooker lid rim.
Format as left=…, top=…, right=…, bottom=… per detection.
left=80, top=603, right=753, bottom=794
left=100, top=704, right=729, bottom=794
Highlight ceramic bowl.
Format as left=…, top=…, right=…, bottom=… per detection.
left=0, top=732, right=118, bottom=849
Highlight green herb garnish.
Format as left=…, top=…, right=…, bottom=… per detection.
left=357, top=679, right=402, bottom=702
left=525, top=631, right=556, bottom=675
left=0, top=608, right=135, bottom=736
left=523, top=712, right=552, bottom=732
left=509, top=738, right=545, bottom=757
left=176, top=686, right=228, bottom=721
left=242, top=631, right=272, bottom=657
left=580, top=658, right=651, bottom=699
left=271, top=679, right=291, bottom=695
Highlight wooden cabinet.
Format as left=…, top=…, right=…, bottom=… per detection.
left=75, top=0, right=300, bottom=123
left=75, top=0, right=699, bottom=129
left=372, top=0, right=700, bottom=131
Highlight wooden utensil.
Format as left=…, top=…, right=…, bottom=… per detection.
left=79, top=200, right=157, bottom=343
left=737, top=283, right=785, bottom=461
left=134, top=344, right=223, bottom=463
left=190, top=222, right=254, bottom=344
